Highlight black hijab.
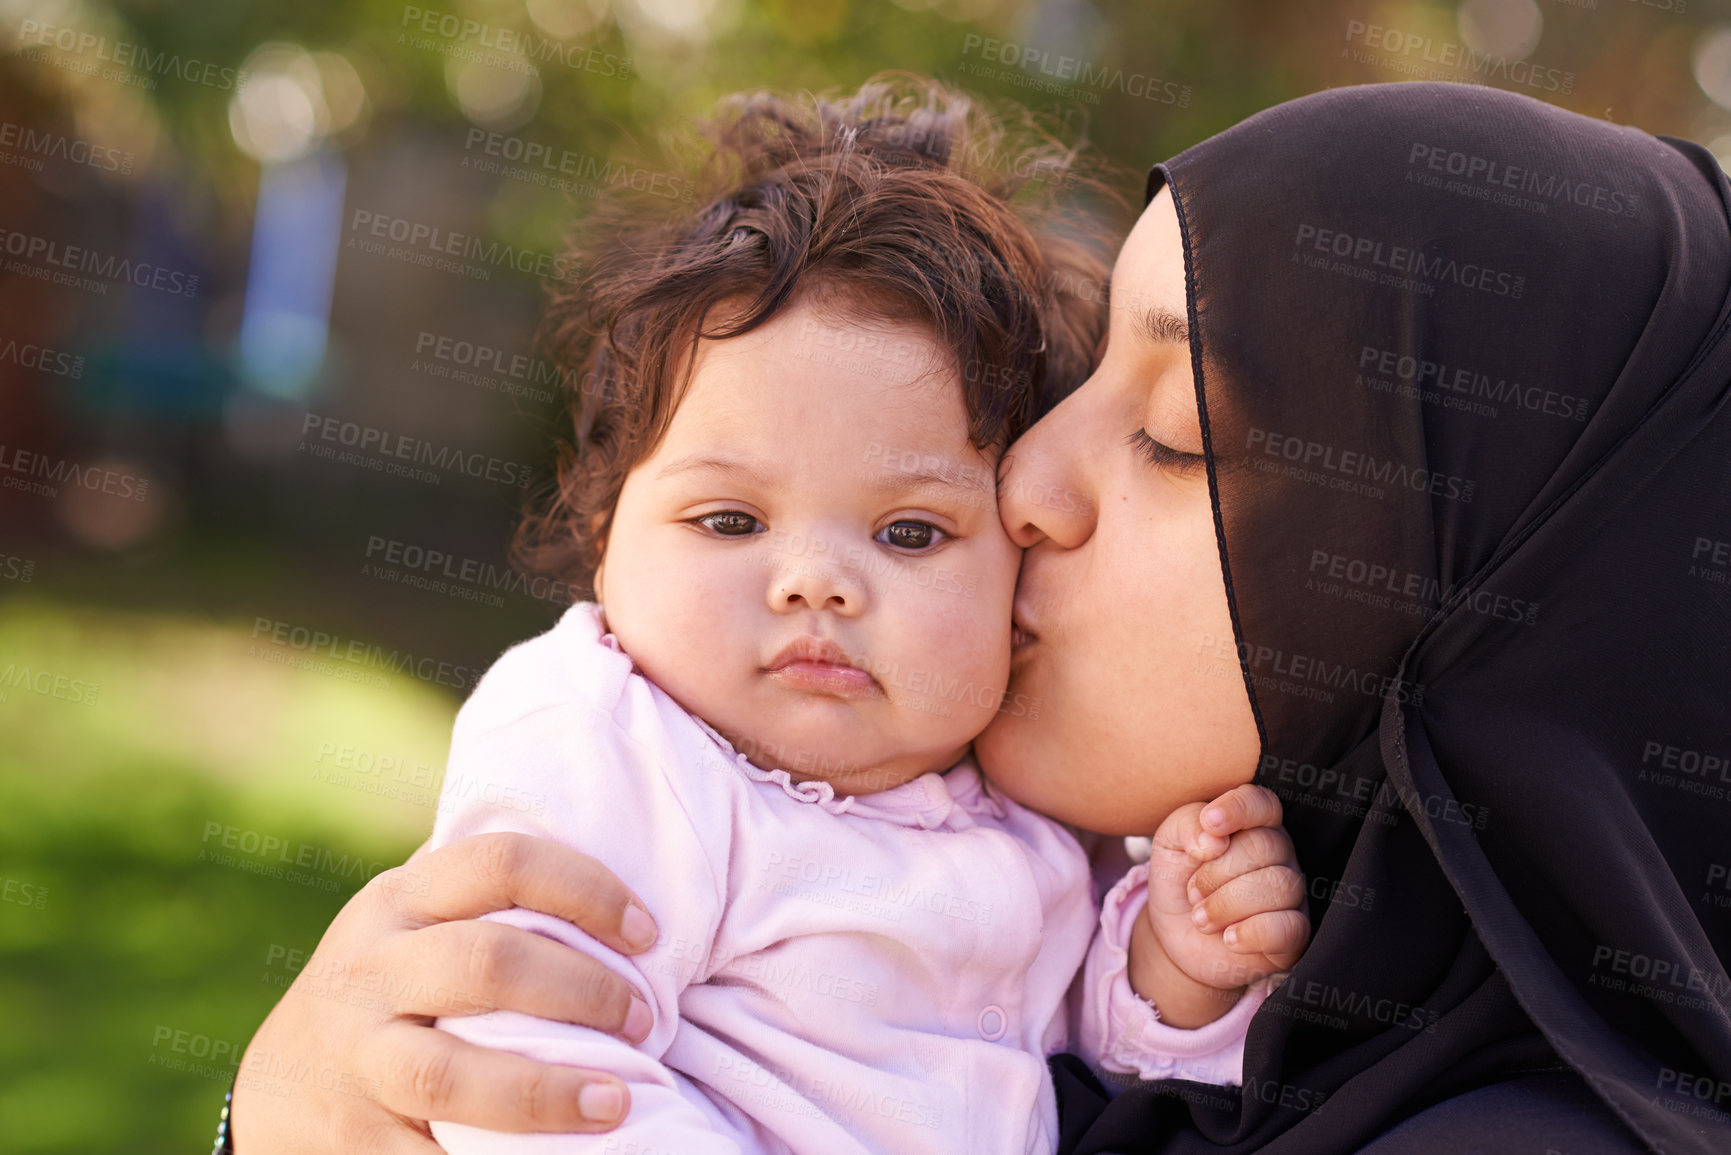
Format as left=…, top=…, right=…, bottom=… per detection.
left=1051, top=83, right=1731, bottom=1154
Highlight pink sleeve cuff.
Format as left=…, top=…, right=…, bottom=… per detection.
left=1079, top=862, right=1274, bottom=1087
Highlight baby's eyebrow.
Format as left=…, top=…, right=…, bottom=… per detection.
left=654, top=455, right=770, bottom=485
left=657, top=452, right=994, bottom=501
left=867, top=466, right=995, bottom=501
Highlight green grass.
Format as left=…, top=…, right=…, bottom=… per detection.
left=0, top=598, right=460, bottom=1154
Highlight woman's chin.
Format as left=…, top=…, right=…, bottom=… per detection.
left=974, top=707, right=1031, bottom=783
left=975, top=695, right=1163, bottom=835
left=975, top=707, right=1076, bottom=818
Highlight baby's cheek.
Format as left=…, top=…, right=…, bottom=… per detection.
left=933, top=594, right=1018, bottom=734
left=618, top=601, right=742, bottom=722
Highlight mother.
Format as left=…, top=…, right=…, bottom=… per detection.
left=232, top=83, right=1731, bottom=1153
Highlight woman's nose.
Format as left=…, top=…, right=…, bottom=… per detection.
left=997, top=394, right=1099, bottom=551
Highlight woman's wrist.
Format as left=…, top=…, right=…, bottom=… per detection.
left=1127, top=910, right=1245, bottom=1029
left=210, top=1083, right=234, bottom=1154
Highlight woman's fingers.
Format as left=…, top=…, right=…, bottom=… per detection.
left=1186, top=826, right=1296, bottom=905
left=1191, top=865, right=1305, bottom=934
left=367, top=919, right=652, bottom=1041
left=376, top=832, right=659, bottom=955
left=1198, top=784, right=1283, bottom=838
left=231, top=1094, right=449, bottom=1155
left=231, top=831, right=659, bottom=1151
left=363, top=1020, right=632, bottom=1133
left=1221, top=908, right=1312, bottom=968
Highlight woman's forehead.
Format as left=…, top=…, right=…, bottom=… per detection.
left=1111, top=189, right=1188, bottom=333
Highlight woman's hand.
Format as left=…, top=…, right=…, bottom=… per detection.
left=231, top=832, right=660, bottom=1154
left=1128, top=784, right=1310, bottom=1028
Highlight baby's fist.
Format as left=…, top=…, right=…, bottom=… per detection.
left=1131, top=785, right=1309, bottom=1024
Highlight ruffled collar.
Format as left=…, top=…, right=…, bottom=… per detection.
left=689, top=713, right=987, bottom=831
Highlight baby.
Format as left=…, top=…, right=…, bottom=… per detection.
left=428, top=79, right=1298, bottom=1155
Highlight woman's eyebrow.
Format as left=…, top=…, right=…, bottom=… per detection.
left=1134, top=304, right=1191, bottom=347
left=1103, top=279, right=1190, bottom=347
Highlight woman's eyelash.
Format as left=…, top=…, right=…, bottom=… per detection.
left=1128, top=428, right=1207, bottom=476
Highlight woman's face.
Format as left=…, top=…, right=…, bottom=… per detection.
left=975, top=187, right=1260, bottom=836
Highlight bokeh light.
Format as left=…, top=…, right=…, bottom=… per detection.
left=617, top=0, right=742, bottom=43
left=1457, top=0, right=1542, bottom=63
left=228, top=43, right=331, bottom=164
left=312, top=51, right=370, bottom=138
left=1707, top=134, right=1731, bottom=172
left=444, top=52, right=542, bottom=130
left=54, top=459, right=167, bottom=551
left=1695, top=27, right=1731, bottom=112
left=526, top=0, right=609, bottom=40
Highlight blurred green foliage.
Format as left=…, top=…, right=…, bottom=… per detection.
left=0, top=595, right=453, bottom=1153
left=13, top=0, right=1720, bottom=258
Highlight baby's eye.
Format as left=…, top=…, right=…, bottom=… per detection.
left=697, top=511, right=762, bottom=536
left=876, top=521, right=946, bottom=551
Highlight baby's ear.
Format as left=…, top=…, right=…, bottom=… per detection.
left=592, top=558, right=606, bottom=605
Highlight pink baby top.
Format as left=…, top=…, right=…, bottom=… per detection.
left=428, top=603, right=1267, bottom=1155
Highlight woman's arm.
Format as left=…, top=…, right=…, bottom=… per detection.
left=231, top=832, right=660, bottom=1154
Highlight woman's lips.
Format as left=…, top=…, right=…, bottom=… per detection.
left=1011, top=609, right=1038, bottom=653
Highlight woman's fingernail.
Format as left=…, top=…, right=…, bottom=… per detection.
left=621, top=903, right=657, bottom=951
left=1203, top=807, right=1226, bottom=830
left=1191, top=906, right=1208, bottom=927
left=579, top=1082, right=624, bottom=1123
left=623, top=995, right=653, bottom=1042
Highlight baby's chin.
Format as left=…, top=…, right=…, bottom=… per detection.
left=709, top=714, right=966, bottom=798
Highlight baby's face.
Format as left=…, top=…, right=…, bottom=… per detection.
left=596, top=297, right=1022, bottom=796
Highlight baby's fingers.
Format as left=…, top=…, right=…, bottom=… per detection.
left=1199, top=784, right=1284, bottom=839
left=1185, top=826, right=1295, bottom=906
left=1222, top=909, right=1311, bottom=970
left=1153, top=803, right=1230, bottom=867
left=1191, top=865, right=1304, bottom=935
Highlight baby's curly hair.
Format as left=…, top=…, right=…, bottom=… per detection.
left=515, top=72, right=1123, bottom=598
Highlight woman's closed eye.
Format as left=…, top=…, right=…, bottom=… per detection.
left=1128, top=428, right=1207, bottom=477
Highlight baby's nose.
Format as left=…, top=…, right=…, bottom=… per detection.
left=768, top=555, right=866, bottom=615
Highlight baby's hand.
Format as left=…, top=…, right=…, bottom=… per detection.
left=1127, top=784, right=1309, bottom=1028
